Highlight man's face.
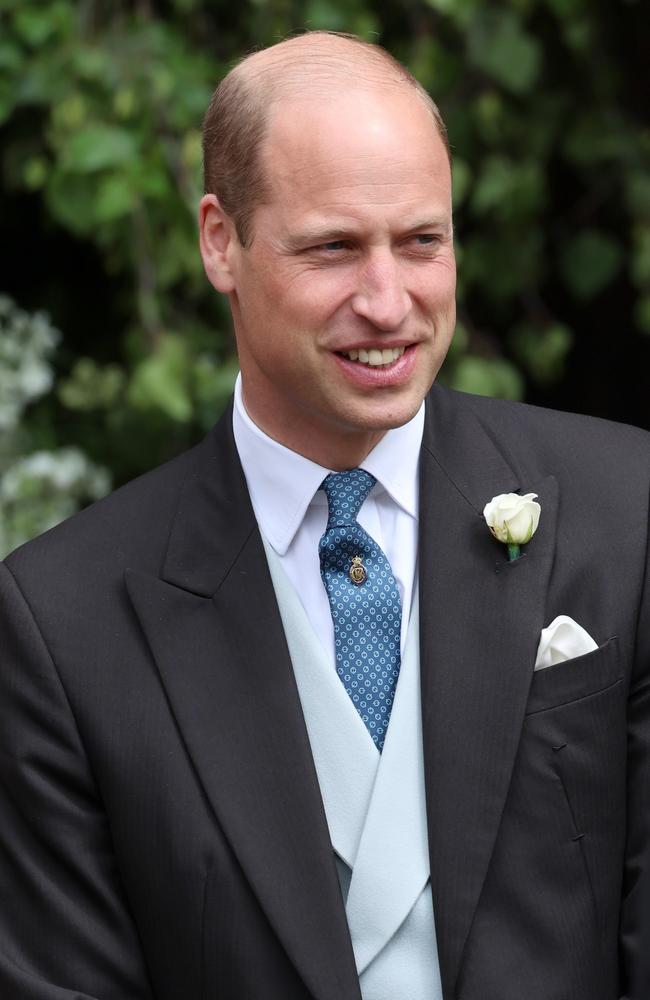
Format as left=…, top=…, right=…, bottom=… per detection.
left=223, top=86, right=456, bottom=465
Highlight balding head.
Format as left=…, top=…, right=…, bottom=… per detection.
left=202, top=31, right=450, bottom=247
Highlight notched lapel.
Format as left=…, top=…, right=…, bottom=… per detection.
left=125, top=412, right=361, bottom=1000
left=419, top=390, right=559, bottom=998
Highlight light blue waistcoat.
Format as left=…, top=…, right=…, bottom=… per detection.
left=262, top=538, right=443, bottom=1000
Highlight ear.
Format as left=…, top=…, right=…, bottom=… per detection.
left=198, top=194, right=239, bottom=294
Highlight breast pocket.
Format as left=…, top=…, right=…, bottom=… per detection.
left=525, top=636, right=622, bottom=716
left=518, top=636, right=626, bottom=942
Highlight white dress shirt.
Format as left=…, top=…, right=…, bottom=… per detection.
left=232, top=374, right=423, bottom=661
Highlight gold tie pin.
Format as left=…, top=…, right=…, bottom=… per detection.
left=349, top=555, right=367, bottom=585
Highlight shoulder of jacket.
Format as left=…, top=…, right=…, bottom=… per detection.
left=432, top=384, right=650, bottom=462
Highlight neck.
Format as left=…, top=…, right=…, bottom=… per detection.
left=241, top=390, right=386, bottom=470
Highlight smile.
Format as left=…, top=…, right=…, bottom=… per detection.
left=339, top=347, right=406, bottom=368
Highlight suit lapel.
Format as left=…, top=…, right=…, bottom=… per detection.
left=125, top=410, right=361, bottom=1000
left=419, top=388, right=558, bottom=997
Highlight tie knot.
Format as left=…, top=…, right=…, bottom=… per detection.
left=321, top=469, right=376, bottom=527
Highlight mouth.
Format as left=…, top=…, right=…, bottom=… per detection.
left=332, top=343, right=418, bottom=387
left=336, top=346, right=406, bottom=368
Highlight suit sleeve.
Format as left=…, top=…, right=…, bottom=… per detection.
left=619, top=497, right=650, bottom=1000
left=0, top=562, right=154, bottom=999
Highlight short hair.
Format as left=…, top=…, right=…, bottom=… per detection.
left=202, top=31, right=450, bottom=248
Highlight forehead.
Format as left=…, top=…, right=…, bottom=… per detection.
left=258, top=88, right=451, bottom=229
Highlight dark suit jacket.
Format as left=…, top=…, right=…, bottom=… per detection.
left=1, top=386, right=649, bottom=1000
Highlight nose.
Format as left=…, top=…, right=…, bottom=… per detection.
left=350, top=252, right=412, bottom=331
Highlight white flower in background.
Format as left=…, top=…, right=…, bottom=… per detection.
left=0, top=296, right=112, bottom=557
left=0, top=295, right=60, bottom=431
left=0, top=448, right=111, bottom=557
left=1, top=449, right=111, bottom=501
left=483, top=492, right=541, bottom=561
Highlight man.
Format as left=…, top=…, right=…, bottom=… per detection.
left=0, top=30, right=648, bottom=1000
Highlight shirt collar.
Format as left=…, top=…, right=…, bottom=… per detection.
left=232, top=373, right=424, bottom=555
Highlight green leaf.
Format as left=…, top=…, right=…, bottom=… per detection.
left=461, top=230, right=543, bottom=300
left=544, top=0, right=585, bottom=17
left=193, top=355, right=239, bottom=430
left=452, top=158, right=472, bottom=208
left=12, top=7, right=59, bottom=47
left=511, top=323, right=573, bottom=384
left=94, top=173, right=135, bottom=222
left=52, top=94, right=87, bottom=131
left=127, top=335, right=193, bottom=423
left=560, top=230, right=623, bottom=300
left=0, top=82, right=15, bottom=125
left=467, top=11, right=542, bottom=94
left=406, top=36, right=459, bottom=93
left=61, top=125, right=137, bottom=173
left=302, top=0, right=349, bottom=30
left=23, top=156, right=48, bottom=189
left=422, top=0, right=457, bottom=13
left=471, top=156, right=511, bottom=212
left=14, top=58, right=65, bottom=105
left=450, top=356, right=524, bottom=400
left=71, top=46, right=110, bottom=82
left=0, top=39, right=23, bottom=73
left=473, top=90, right=504, bottom=144
left=46, top=172, right=101, bottom=234
left=563, top=112, right=629, bottom=166
left=471, top=156, right=545, bottom=220
left=422, top=0, right=480, bottom=26
left=563, top=18, right=592, bottom=53
left=58, top=358, right=125, bottom=411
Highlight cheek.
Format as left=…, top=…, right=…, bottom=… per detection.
left=428, top=260, right=457, bottom=301
left=283, top=266, right=358, bottom=316
left=409, top=258, right=455, bottom=308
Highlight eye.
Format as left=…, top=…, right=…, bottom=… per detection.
left=412, top=234, right=439, bottom=246
left=318, top=240, right=348, bottom=252
left=305, top=239, right=355, bottom=262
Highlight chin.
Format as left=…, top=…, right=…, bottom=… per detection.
left=337, top=398, right=424, bottom=435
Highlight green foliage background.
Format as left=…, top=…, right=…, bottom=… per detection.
left=1, top=0, right=648, bottom=553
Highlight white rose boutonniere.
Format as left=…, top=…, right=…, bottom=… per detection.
left=483, top=492, right=541, bottom=561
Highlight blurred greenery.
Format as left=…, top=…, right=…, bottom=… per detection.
left=1, top=0, right=648, bottom=553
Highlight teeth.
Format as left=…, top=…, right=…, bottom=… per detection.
left=342, top=346, right=406, bottom=366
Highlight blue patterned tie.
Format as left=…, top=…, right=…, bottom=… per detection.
left=319, top=470, right=402, bottom=751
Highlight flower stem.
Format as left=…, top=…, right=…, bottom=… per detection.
left=507, top=543, right=520, bottom=562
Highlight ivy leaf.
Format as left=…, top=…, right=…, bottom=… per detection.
left=127, top=335, right=193, bottom=423
left=12, top=7, right=61, bottom=47
left=61, top=125, right=137, bottom=173
left=511, top=323, right=573, bottom=384
left=422, top=0, right=480, bottom=26
left=46, top=172, right=101, bottom=234
left=450, top=356, right=524, bottom=400
left=0, top=39, right=23, bottom=74
left=560, top=230, right=623, bottom=300
left=58, top=358, right=125, bottom=411
left=545, top=0, right=585, bottom=15
left=452, top=158, right=472, bottom=208
left=193, top=355, right=239, bottom=431
left=302, top=0, right=349, bottom=30
left=468, top=11, right=542, bottom=95
left=94, top=173, right=135, bottom=222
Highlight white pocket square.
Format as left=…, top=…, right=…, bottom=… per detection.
left=534, top=615, right=599, bottom=671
